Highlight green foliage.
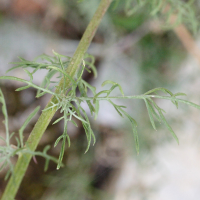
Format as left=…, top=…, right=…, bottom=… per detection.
left=136, top=32, right=186, bottom=92
left=113, top=0, right=199, bottom=33
left=1, top=1, right=200, bottom=198
left=0, top=90, right=59, bottom=180
left=111, top=11, right=147, bottom=31
left=1, top=51, right=98, bottom=170
left=1, top=51, right=200, bottom=171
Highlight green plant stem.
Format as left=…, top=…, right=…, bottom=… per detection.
left=1, top=0, right=113, bottom=199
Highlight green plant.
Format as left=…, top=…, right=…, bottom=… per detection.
left=116, top=0, right=199, bottom=33
left=0, top=95, right=59, bottom=180
left=0, top=0, right=200, bottom=199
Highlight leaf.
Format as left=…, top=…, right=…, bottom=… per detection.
left=94, top=100, right=100, bottom=120
left=158, top=109, right=179, bottom=145
left=52, top=50, right=71, bottom=60
left=44, top=159, right=49, bottom=172
left=15, top=137, right=20, bottom=148
left=78, top=107, right=92, bottom=150
left=54, top=135, right=64, bottom=147
left=81, top=80, right=96, bottom=95
left=0, top=76, right=55, bottom=96
left=57, top=136, right=66, bottom=170
left=36, top=91, right=47, bottom=98
left=93, top=90, right=109, bottom=103
left=85, top=61, right=97, bottom=78
left=148, top=94, right=200, bottom=110
left=15, top=85, right=31, bottom=91
left=54, top=135, right=70, bottom=172
left=146, top=98, right=161, bottom=123
left=77, top=103, right=96, bottom=150
left=47, top=66, right=76, bottom=86
left=144, top=87, right=180, bottom=108
left=82, top=122, right=91, bottom=153
left=131, top=121, right=139, bottom=155
left=9, top=132, right=15, bottom=139
left=52, top=50, right=64, bottom=69
left=144, top=87, right=173, bottom=95
left=86, top=101, right=95, bottom=115
left=71, top=120, right=78, bottom=127
left=148, top=98, right=179, bottom=144
left=24, top=145, right=61, bottom=171
left=108, top=100, right=123, bottom=117
left=144, top=99, right=156, bottom=130
left=19, top=106, right=40, bottom=147
left=84, top=53, right=97, bottom=78
left=69, top=109, right=88, bottom=124
left=102, top=80, right=124, bottom=96
left=174, top=92, right=187, bottom=97
left=118, top=107, right=139, bottom=154
left=7, top=60, right=48, bottom=73
left=41, top=145, right=53, bottom=171
left=52, top=116, right=64, bottom=125
left=24, top=69, right=33, bottom=82
left=34, top=54, right=54, bottom=63
left=78, top=81, right=95, bottom=115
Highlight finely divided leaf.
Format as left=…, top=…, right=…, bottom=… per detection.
left=144, top=99, right=156, bottom=130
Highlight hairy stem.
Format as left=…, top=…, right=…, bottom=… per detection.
left=1, top=0, right=113, bottom=199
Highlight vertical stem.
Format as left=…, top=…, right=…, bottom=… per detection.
left=1, top=0, right=113, bottom=199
